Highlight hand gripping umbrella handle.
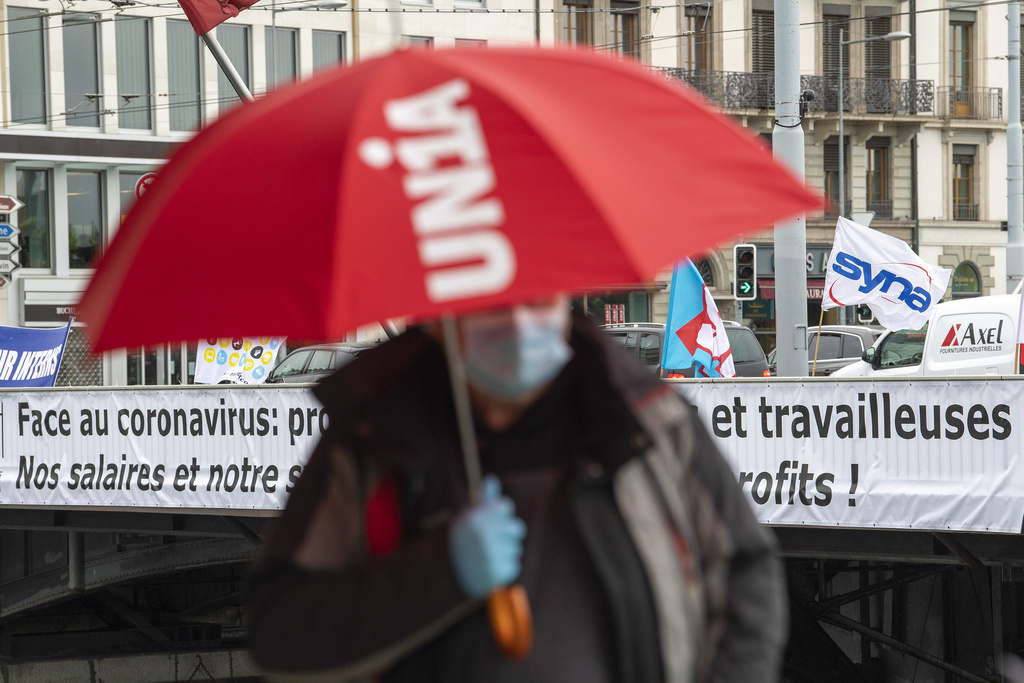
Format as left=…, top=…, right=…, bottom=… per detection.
left=440, top=316, right=534, bottom=660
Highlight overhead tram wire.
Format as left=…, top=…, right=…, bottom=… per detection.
left=1, top=0, right=1019, bottom=42
left=1, top=0, right=1015, bottom=116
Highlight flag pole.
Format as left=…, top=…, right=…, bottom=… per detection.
left=811, top=308, right=824, bottom=376
left=200, top=30, right=255, bottom=102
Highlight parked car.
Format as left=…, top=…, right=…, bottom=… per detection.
left=832, top=294, right=1022, bottom=378
left=599, top=321, right=770, bottom=377
left=265, top=342, right=379, bottom=383
left=768, top=324, right=884, bottom=376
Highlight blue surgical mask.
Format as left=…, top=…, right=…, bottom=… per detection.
left=460, top=303, right=573, bottom=400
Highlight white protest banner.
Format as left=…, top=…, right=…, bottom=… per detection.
left=195, top=337, right=285, bottom=384
left=822, top=217, right=951, bottom=331
left=0, top=387, right=323, bottom=512
left=6, top=380, right=1024, bottom=532
left=675, top=377, right=1024, bottom=534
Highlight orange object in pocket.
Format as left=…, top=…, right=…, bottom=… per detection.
left=487, top=584, right=533, bottom=660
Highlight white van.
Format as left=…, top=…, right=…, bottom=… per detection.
left=831, top=293, right=1022, bottom=377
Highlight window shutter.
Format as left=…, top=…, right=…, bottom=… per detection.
left=823, top=15, right=849, bottom=79
left=752, top=10, right=774, bottom=73
left=865, top=15, right=892, bottom=80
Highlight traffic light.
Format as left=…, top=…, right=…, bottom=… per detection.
left=734, top=244, right=756, bottom=301
left=856, top=304, right=874, bottom=324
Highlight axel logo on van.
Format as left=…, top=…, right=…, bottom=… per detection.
left=940, top=321, right=1005, bottom=349
left=829, top=252, right=932, bottom=312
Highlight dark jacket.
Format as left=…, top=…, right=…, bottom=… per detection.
left=246, top=316, right=787, bottom=682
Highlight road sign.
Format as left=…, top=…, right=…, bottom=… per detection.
left=0, top=224, right=20, bottom=240
left=0, top=242, right=20, bottom=258
left=135, top=172, right=158, bottom=201
left=0, top=259, right=22, bottom=275
left=0, top=275, right=11, bottom=290
left=0, top=196, right=24, bottom=213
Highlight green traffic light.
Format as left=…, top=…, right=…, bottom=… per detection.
left=740, top=282, right=752, bottom=294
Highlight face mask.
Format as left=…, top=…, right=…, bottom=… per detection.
left=460, top=303, right=573, bottom=400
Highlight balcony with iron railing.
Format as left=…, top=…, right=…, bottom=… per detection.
left=654, top=69, right=935, bottom=116
left=802, top=75, right=934, bottom=116
left=865, top=200, right=893, bottom=219
left=953, top=202, right=979, bottom=221
left=936, top=87, right=1002, bottom=121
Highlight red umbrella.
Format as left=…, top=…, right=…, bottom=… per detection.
left=78, top=46, right=820, bottom=352
left=78, top=45, right=821, bottom=661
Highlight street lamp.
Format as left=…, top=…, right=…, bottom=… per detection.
left=837, top=29, right=911, bottom=219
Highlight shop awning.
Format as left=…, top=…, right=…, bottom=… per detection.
left=757, top=279, right=825, bottom=301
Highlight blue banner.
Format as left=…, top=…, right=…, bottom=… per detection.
left=0, top=322, right=72, bottom=388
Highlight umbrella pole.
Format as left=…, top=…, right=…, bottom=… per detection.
left=439, top=314, right=534, bottom=660
left=440, top=315, right=483, bottom=503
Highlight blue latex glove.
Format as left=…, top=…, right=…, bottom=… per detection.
left=449, top=474, right=527, bottom=599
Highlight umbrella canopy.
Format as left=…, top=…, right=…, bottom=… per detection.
left=79, top=46, right=821, bottom=351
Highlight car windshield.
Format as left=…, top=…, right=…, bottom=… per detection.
left=808, top=333, right=842, bottom=360
left=877, top=324, right=928, bottom=368
left=726, top=328, right=764, bottom=363
left=271, top=350, right=310, bottom=378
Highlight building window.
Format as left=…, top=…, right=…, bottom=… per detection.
left=68, top=171, right=103, bottom=269
left=609, top=4, right=639, bottom=57
left=127, top=347, right=160, bottom=385
left=218, top=24, right=251, bottom=112
left=950, top=19, right=972, bottom=117
left=865, top=138, right=890, bottom=218
left=693, top=258, right=714, bottom=286
left=951, top=262, right=981, bottom=298
left=266, top=26, right=299, bottom=88
left=454, top=38, right=487, bottom=48
left=16, top=169, right=51, bottom=269
left=403, top=35, right=434, bottom=49
left=63, top=13, right=101, bottom=128
left=168, top=20, right=203, bottom=132
left=9, top=8, right=47, bottom=125
left=751, top=10, right=774, bottom=73
left=119, top=172, right=146, bottom=225
left=864, top=14, right=892, bottom=80
left=116, top=17, right=153, bottom=130
left=822, top=14, right=849, bottom=82
left=312, top=30, right=346, bottom=71
left=952, top=144, right=977, bottom=221
left=563, top=3, right=592, bottom=46
left=682, top=4, right=712, bottom=71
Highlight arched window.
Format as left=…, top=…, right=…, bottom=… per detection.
left=951, top=261, right=981, bottom=299
left=693, top=258, right=714, bottom=287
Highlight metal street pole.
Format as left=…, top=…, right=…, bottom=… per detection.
left=1008, top=1, right=1024, bottom=293
left=772, top=0, right=808, bottom=377
left=839, top=27, right=845, bottom=221
left=272, top=0, right=279, bottom=89
left=200, top=30, right=254, bottom=102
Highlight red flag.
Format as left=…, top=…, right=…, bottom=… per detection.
left=178, top=0, right=261, bottom=35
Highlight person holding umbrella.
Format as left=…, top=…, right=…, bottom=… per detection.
left=245, top=293, right=787, bottom=682
left=73, top=45, right=821, bottom=683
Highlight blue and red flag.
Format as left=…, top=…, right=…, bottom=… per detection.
left=661, top=259, right=736, bottom=378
